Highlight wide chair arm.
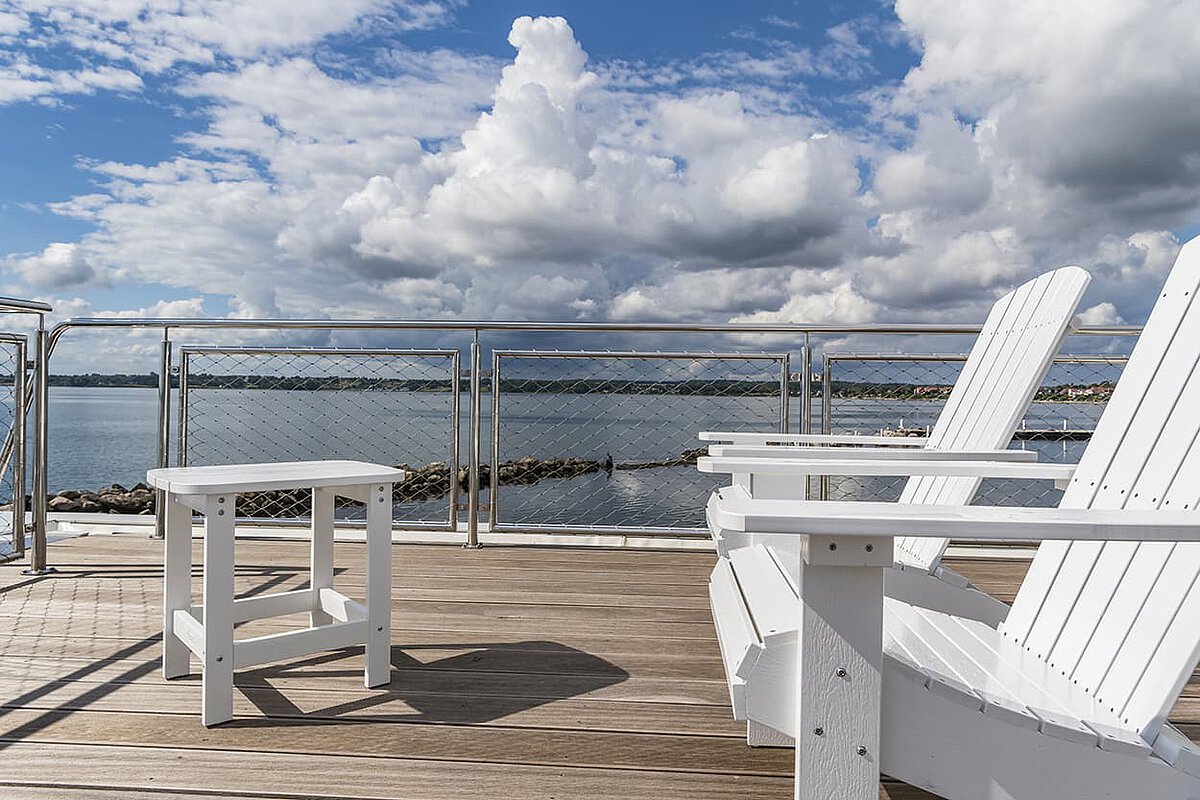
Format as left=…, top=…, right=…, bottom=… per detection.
left=699, top=455, right=1075, bottom=490
left=699, top=431, right=928, bottom=447
left=709, top=494, right=1200, bottom=543
left=706, top=444, right=1038, bottom=462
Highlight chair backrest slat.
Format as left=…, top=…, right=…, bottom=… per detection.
left=1001, top=237, right=1200, bottom=737
left=894, top=267, right=1090, bottom=571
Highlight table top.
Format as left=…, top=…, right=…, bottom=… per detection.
left=147, top=460, right=407, bottom=495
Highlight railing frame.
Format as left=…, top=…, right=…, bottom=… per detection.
left=488, top=348, right=790, bottom=535
left=0, top=335, right=28, bottom=564
left=175, top=345, right=461, bottom=530
left=21, top=315, right=1141, bottom=566
left=818, top=350, right=1133, bottom=500
left=0, top=296, right=52, bottom=570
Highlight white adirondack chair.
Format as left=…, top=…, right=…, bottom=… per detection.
left=706, top=268, right=1088, bottom=639
left=704, top=235, right=1200, bottom=799
left=703, top=267, right=1089, bottom=746
left=703, top=265, right=1088, bottom=578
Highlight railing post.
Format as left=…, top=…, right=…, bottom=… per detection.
left=465, top=333, right=482, bottom=548
left=800, top=338, right=812, bottom=435
left=154, top=329, right=171, bottom=539
left=820, top=355, right=833, bottom=501
left=177, top=348, right=190, bottom=467
left=447, top=351, right=461, bottom=531
left=779, top=353, right=791, bottom=433
left=801, top=339, right=813, bottom=499
left=488, top=350, right=501, bottom=531
left=24, top=325, right=53, bottom=575
left=11, top=338, right=26, bottom=558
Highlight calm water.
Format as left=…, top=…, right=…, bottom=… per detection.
left=46, top=387, right=160, bottom=491
left=31, top=387, right=1099, bottom=529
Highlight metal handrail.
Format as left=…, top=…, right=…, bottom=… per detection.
left=47, top=317, right=1141, bottom=339
left=828, top=352, right=1136, bottom=362
left=25, top=316, right=1144, bottom=566
left=0, top=297, right=51, bottom=314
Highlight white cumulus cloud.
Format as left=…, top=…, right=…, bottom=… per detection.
left=0, top=0, right=453, bottom=104
left=347, top=16, right=864, bottom=285
left=4, top=242, right=98, bottom=288
left=0, top=5, right=1197, bottom=360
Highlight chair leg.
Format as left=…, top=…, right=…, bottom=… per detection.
left=794, top=539, right=888, bottom=800
left=364, top=482, right=392, bottom=688
left=748, top=720, right=794, bottom=747
left=201, top=495, right=235, bottom=727
left=310, top=487, right=334, bottom=627
left=162, top=496, right=193, bottom=680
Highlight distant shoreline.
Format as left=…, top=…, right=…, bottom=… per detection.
left=39, top=374, right=1114, bottom=401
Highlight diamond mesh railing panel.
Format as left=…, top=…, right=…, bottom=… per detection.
left=490, top=351, right=788, bottom=532
left=820, top=356, right=958, bottom=505
left=180, top=347, right=459, bottom=526
left=977, top=355, right=1125, bottom=508
left=0, top=343, right=22, bottom=558
left=821, top=354, right=1128, bottom=510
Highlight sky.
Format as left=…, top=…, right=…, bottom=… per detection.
left=1, top=0, right=1199, bottom=371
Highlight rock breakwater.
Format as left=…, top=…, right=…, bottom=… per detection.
left=36, top=448, right=707, bottom=517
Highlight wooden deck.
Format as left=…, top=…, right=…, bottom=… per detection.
left=0, top=534, right=1196, bottom=799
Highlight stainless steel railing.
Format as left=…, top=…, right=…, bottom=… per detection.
left=488, top=349, right=790, bottom=534
left=0, top=296, right=50, bottom=568
left=818, top=351, right=1131, bottom=509
left=0, top=337, right=28, bottom=564
left=177, top=345, right=462, bottom=527
left=6, top=314, right=1140, bottom=567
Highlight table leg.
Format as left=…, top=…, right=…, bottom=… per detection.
left=364, top=482, right=392, bottom=688
left=202, top=494, right=236, bottom=727
left=162, top=495, right=193, bottom=679
left=310, top=487, right=334, bottom=626
left=794, top=535, right=890, bottom=800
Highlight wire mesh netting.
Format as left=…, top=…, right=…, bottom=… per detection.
left=180, top=347, right=459, bottom=526
left=0, top=343, right=22, bottom=558
left=490, top=351, right=788, bottom=531
left=821, top=354, right=1127, bottom=509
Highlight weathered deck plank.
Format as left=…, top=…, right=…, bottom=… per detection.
left=0, top=534, right=1188, bottom=799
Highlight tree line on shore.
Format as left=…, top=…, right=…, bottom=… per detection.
left=32, top=373, right=1116, bottom=401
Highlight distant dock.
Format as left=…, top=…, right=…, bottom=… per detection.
left=883, top=425, right=1093, bottom=441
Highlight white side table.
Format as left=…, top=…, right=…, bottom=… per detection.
left=148, top=460, right=405, bottom=727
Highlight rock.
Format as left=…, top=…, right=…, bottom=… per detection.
left=78, top=499, right=102, bottom=513
left=48, top=495, right=82, bottom=512
left=99, top=492, right=151, bottom=514
left=58, top=490, right=82, bottom=500
left=98, top=484, right=127, bottom=496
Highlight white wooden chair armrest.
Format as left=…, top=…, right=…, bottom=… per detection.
left=699, top=431, right=928, bottom=446
left=708, top=494, right=1200, bottom=542
left=699, top=456, right=1072, bottom=483
left=706, top=445, right=1038, bottom=462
